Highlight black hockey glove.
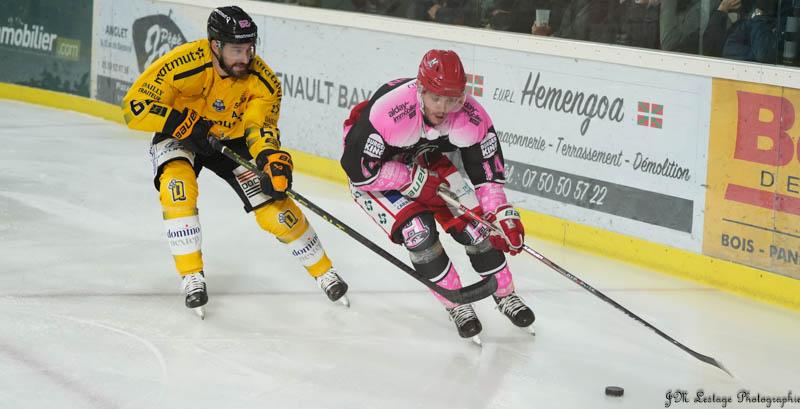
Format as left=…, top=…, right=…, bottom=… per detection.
left=167, top=108, right=214, bottom=156
left=256, top=149, right=293, bottom=200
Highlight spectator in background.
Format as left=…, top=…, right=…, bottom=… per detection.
left=381, top=0, right=421, bottom=17
left=702, top=0, right=742, bottom=57
left=722, top=0, right=782, bottom=63
left=274, top=0, right=321, bottom=5
left=485, top=0, right=548, bottom=34
left=319, top=0, right=403, bottom=14
left=398, top=0, right=430, bottom=20
left=486, top=0, right=515, bottom=30
left=530, top=2, right=560, bottom=36
left=616, top=0, right=661, bottom=48
left=660, top=0, right=702, bottom=53
left=426, top=0, right=481, bottom=26
left=555, top=0, right=616, bottom=43
left=554, top=0, right=658, bottom=46
left=318, top=0, right=356, bottom=11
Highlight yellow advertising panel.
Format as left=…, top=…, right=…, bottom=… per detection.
left=705, top=79, right=800, bottom=279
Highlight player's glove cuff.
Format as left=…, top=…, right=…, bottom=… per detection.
left=256, top=149, right=293, bottom=196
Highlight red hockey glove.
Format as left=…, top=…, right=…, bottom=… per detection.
left=486, top=204, right=525, bottom=255
left=399, top=164, right=449, bottom=206
left=256, top=149, right=293, bottom=199
left=425, top=154, right=459, bottom=181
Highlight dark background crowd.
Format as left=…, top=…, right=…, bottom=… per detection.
left=263, top=0, right=800, bottom=67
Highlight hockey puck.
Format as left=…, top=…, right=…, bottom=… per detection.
left=605, top=386, right=624, bottom=397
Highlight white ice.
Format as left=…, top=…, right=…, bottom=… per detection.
left=1, top=100, right=799, bottom=409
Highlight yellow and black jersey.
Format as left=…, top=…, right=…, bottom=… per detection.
left=122, top=38, right=283, bottom=156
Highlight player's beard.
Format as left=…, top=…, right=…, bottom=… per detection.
left=219, top=55, right=251, bottom=79
left=227, top=60, right=250, bottom=79
left=424, top=108, right=446, bottom=126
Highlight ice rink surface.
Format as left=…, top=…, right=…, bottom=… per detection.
left=1, top=100, right=799, bottom=409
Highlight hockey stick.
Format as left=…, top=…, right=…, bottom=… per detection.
left=436, top=186, right=733, bottom=377
left=205, top=137, right=497, bottom=304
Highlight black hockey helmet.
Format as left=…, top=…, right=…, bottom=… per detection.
left=207, top=6, right=257, bottom=44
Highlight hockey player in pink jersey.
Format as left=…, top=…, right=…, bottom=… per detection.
left=340, top=49, right=534, bottom=343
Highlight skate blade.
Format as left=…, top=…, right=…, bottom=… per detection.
left=470, top=335, right=482, bottom=347
left=523, top=325, right=535, bottom=336
left=192, top=306, right=206, bottom=320
left=338, top=295, right=351, bottom=308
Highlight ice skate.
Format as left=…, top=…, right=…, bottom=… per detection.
left=316, top=268, right=350, bottom=307
left=446, top=304, right=483, bottom=346
left=494, top=292, right=535, bottom=334
left=182, top=271, right=208, bottom=319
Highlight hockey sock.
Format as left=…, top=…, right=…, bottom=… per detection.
left=254, top=198, right=332, bottom=278
left=465, top=242, right=514, bottom=297
left=400, top=214, right=465, bottom=308
left=159, top=160, right=203, bottom=275
left=428, top=262, right=463, bottom=309
left=491, top=264, right=515, bottom=298
left=408, top=242, right=464, bottom=309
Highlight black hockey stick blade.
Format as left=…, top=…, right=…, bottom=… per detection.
left=206, top=137, right=497, bottom=304
left=524, top=244, right=733, bottom=377
left=436, top=185, right=733, bottom=377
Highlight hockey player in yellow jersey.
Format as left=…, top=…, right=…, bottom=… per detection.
left=122, top=6, right=349, bottom=317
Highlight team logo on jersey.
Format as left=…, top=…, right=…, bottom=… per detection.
left=212, top=99, right=226, bottom=112
left=364, top=133, right=385, bottom=158
left=481, top=132, right=498, bottom=158
left=413, top=144, right=439, bottom=159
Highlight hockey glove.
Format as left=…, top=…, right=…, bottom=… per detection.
left=256, top=149, right=293, bottom=199
left=168, top=108, right=214, bottom=156
left=486, top=204, right=525, bottom=255
left=425, top=154, right=459, bottom=181
left=399, top=164, right=449, bottom=206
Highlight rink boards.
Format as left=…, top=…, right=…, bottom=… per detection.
left=1, top=0, right=800, bottom=309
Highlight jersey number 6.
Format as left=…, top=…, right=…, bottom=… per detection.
left=130, top=100, right=146, bottom=116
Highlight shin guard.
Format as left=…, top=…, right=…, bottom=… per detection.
left=401, top=214, right=464, bottom=308
left=159, top=160, right=202, bottom=275
left=254, top=198, right=333, bottom=278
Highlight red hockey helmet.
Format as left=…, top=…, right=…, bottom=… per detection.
left=417, top=49, right=467, bottom=97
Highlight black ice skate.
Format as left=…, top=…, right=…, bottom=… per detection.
left=493, top=292, right=535, bottom=335
left=182, top=271, right=208, bottom=319
left=446, top=304, right=483, bottom=346
left=316, top=269, right=350, bottom=307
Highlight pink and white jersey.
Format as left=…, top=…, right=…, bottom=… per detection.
left=365, top=79, right=491, bottom=149
left=340, top=78, right=509, bottom=213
